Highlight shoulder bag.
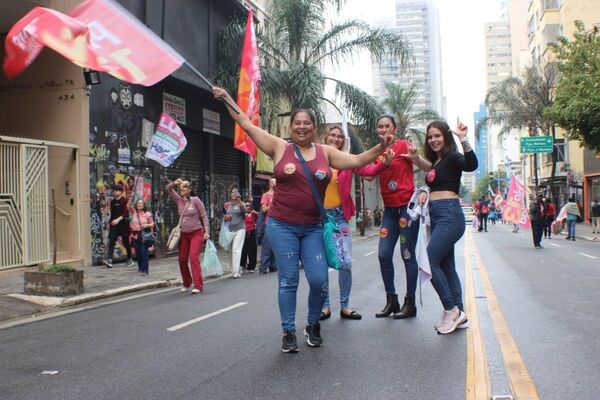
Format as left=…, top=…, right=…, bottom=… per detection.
left=167, top=202, right=186, bottom=250
left=293, top=144, right=347, bottom=270
left=136, top=211, right=157, bottom=245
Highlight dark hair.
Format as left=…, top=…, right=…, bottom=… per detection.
left=424, top=120, right=457, bottom=163
left=376, top=114, right=397, bottom=127
left=112, top=184, right=124, bottom=192
left=134, top=199, right=148, bottom=212
left=290, top=109, right=316, bottom=126
left=569, top=196, right=575, bottom=202
left=545, top=198, right=552, bottom=204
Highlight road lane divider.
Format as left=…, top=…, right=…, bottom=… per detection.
left=363, top=251, right=375, bottom=257
left=167, top=302, right=248, bottom=332
left=464, top=235, right=490, bottom=400
left=549, top=243, right=560, bottom=247
left=469, top=232, right=541, bottom=400
left=579, top=252, right=598, bottom=259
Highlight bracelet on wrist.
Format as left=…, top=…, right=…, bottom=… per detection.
left=460, top=137, right=469, bottom=143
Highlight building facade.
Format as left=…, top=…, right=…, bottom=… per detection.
left=0, top=0, right=250, bottom=269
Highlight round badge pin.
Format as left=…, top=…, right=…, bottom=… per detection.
left=284, top=163, right=296, bottom=174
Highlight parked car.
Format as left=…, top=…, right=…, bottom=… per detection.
left=462, top=206, right=475, bottom=223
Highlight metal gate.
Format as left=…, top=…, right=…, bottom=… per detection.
left=0, top=143, right=49, bottom=269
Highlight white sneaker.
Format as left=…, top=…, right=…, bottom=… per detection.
left=233, top=273, right=241, bottom=279
left=191, top=288, right=201, bottom=294
left=180, top=287, right=190, bottom=293
left=436, top=307, right=466, bottom=335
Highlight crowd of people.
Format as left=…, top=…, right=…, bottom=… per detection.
left=97, top=83, right=597, bottom=354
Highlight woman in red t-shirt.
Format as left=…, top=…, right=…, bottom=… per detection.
left=240, top=200, right=258, bottom=272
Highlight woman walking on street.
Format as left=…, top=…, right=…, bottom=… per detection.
left=130, top=199, right=154, bottom=276
left=240, top=200, right=259, bottom=273
left=223, top=189, right=247, bottom=279
left=319, top=125, right=392, bottom=321
left=212, top=87, right=393, bottom=353
left=373, top=115, right=420, bottom=320
left=560, top=197, right=580, bottom=241
left=404, top=119, right=478, bottom=334
left=543, top=198, right=556, bottom=239
left=167, top=179, right=210, bottom=293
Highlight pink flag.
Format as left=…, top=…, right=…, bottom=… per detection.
left=233, top=9, right=261, bottom=160
left=503, top=175, right=530, bottom=228
left=4, top=0, right=184, bottom=86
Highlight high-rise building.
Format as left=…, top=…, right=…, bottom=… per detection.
left=474, top=103, right=489, bottom=183
left=371, top=0, right=443, bottom=127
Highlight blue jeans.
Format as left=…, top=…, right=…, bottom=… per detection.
left=133, top=236, right=149, bottom=273
left=378, top=205, right=419, bottom=297
left=567, top=218, right=577, bottom=238
left=428, top=199, right=465, bottom=311
left=259, top=233, right=276, bottom=272
left=267, top=217, right=329, bottom=333
left=323, top=208, right=353, bottom=309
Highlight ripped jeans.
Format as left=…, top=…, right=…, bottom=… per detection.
left=378, top=205, right=419, bottom=297
left=267, top=217, right=329, bottom=333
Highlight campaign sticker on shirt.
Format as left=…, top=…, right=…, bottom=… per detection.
left=426, top=169, right=436, bottom=183
left=399, top=217, right=408, bottom=228
left=388, top=180, right=398, bottom=191
left=314, top=170, right=327, bottom=181
left=284, top=163, right=296, bottom=174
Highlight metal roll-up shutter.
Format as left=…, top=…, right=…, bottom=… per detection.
left=213, top=136, right=245, bottom=175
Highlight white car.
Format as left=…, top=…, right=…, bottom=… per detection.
left=462, top=206, right=475, bottom=223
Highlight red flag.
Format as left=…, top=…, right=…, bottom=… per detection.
left=503, top=175, right=531, bottom=228
left=3, top=0, right=184, bottom=86
left=234, top=9, right=261, bottom=159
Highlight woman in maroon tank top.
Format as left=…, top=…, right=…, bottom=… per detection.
left=213, top=87, right=394, bottom=353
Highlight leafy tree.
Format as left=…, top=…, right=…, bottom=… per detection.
left=214, top=0, right=411, bottom=138
left=546, top=21, right=600, bottom=152
left=473, top=174, right=491, bottom=201
left=485, top=64, right=557, bottom=191
left=380, top=81, right=442, bottom=146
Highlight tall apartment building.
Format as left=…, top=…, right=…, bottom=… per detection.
left=474, top=104, right=489, bottom=183
left=371, top=0, right=443, bottom=127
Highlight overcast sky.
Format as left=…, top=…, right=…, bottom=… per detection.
left=327, top=0, right=502, bottom=142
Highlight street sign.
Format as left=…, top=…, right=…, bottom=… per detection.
left=520, top=136, right=553, bottom=153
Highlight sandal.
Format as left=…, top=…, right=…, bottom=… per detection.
left=319, top=309, right=331, bottom=321
left=340, top=310, right=362, bottom=320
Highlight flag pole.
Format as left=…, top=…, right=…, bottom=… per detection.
left=183, top=60, right=240, bottom=115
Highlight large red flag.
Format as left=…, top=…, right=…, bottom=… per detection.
left=3, top=0, right=184, bottom=86
left=503, top=175, right=531, bottom=228
left=234, top=9, right=261, bottom=159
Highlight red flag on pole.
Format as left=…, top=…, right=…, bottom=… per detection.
left=233, top=9, right=261, bottom=160
left=3, top=0, right=184, bottom=86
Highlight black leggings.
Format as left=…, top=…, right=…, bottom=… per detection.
left=107, top=224, right=132, bottom=260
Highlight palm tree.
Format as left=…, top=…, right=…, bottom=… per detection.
left=380, top=81, right=442, bottom=146
left=214, top=0, right=411, bottom=139
left=484, top=64, right=556, bottom=192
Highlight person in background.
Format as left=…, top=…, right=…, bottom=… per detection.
left=560, top=196, right=581, bottom=241
left=213, top=86, right=393, bottom=353
left=488, top=202, right=497, bottom=225
left=529, top=194, right=545, bottom=249
left=241, top=199, right=259, bottom=273
left=591, top=201, right=600, bottom=240
left=372, top=115, right=420, bottom=321
left=224, top=188, right=247, bottom=279
left=478, top=197, right=489, bottom=232
left=258, top=178, right=277, bottom=274
left=130, top=199, right=154, bottom=276
left=103, top=184, right=134, bottom=268
left=167, top=179, right=210, bottom=293
left=319, top=124, right=392, bottom=321
left=403, top=118, right=477, bottom=334
left=543, top=198, right=556, bottom=239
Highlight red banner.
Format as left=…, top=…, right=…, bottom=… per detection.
left=503, top=175, right=530, bottom=228
left=234, top=9, right=261, bottom=160
left=3, top=0, right=184, bottom=86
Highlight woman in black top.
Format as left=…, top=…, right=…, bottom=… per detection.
left=404, top=119, right=478, bottom=334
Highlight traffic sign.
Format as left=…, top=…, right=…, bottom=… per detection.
left=520, top=136, right=553, bottom=153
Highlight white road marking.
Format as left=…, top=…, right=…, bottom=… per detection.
left=579, top=253, right=598, bottom=260
left=167, top=302, right=248, bottom=332
left=364, top=251, right=375, bottom=257
left=550, top=243, right=560, bottom=247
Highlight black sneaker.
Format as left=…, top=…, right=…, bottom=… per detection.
left=281, top=332, right=299, bottom=353
left=303, top=322, right=323, bottom=347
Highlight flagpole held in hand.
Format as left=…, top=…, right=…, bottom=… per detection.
left=183, top=61, right=240, bottom=115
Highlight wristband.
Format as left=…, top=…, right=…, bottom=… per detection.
left=460, top=137, right=469, bottom=143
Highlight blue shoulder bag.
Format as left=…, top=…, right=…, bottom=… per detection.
left=293, top=144, right=346, bottom=270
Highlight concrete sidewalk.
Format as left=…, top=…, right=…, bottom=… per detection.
left=0, top=229, right=379, bottom=325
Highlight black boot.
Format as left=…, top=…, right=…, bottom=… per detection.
left=393, top=296, right=417, bottom=319
left=375, top=294, right=400, bottom=318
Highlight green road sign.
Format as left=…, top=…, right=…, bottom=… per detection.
left=520, top=136, right=553, bottom=153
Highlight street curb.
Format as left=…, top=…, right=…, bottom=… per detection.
left=354, top=232, right=379, bottom=242
left=8, top=279, right=183, bottom=308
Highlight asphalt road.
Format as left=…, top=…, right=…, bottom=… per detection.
left=1, top=224, right=599, bottom=400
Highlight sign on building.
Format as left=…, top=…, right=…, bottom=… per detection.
left=163, top=93, right=186, bottom=125
left=520, top=136, right=553, bottom=153
left=203, top=108, right=220, bottom=135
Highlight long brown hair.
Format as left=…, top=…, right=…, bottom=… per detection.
left=424, top=120, right=457, bottom=163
